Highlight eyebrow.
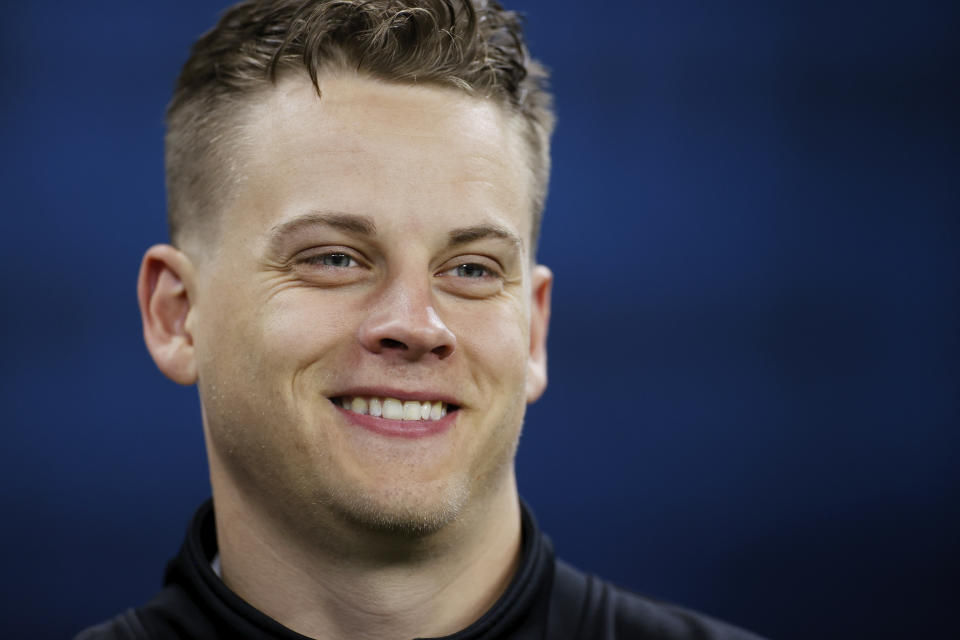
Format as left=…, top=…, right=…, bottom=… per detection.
left=267, top=211, right=377, bottom=255
left=448, top=224, right=524, bottom=251
left=266, top=212, right=523, bottom=256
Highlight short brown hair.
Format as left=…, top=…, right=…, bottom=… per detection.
left=165, top=0, right=555, bottom=252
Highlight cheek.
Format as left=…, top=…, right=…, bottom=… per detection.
left=195, top=281, right=346, bottom=397
left=257, top=290, right=368, bottom=403
left=194, top=285, right=253, bottom=377
left=266, top=293, right=354, bottom=360
left=450, top=299, right=530, bottom=384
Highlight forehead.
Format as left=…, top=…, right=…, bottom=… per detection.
left=226, top=73, right=535, bottom=248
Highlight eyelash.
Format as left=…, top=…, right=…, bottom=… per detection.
left=299, top=252, right=360, bottom=268
left=440, top=263, right=498, bottom=279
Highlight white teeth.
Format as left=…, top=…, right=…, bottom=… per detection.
left=403, top=401, right=421, bottom=420
left=338, top=396, right=450, bottom=421
left=382, top=398, right=404, bottom=420
left=350, top=397, right=368, bottom=415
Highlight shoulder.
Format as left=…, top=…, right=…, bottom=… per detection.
left=551, top=560, right=770, bottom=640
left=74, top=609, right=150, bottom=640
left=74, top=584, right=217, bottom=640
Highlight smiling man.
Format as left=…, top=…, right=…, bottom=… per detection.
left=78, top=1, right=766, bottom=639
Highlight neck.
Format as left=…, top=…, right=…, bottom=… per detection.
left=210, top=470, right=523, bottom=640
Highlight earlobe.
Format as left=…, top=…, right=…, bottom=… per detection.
left=137, top=244, right=199, bottom=385
left=526, top=264, right=553, bottom=403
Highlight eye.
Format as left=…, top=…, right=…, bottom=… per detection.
left=436, top=257, right=505, bottom=298
left=289, top=248, right=369, bottom=287
left=438, top=262, right=500, bottom=280
left=451, top=263, right=490, bottom=279
left=321, top=253, right=356, bottom=268
left=300, top=252, right=360, bottom=268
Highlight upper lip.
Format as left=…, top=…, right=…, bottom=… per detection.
left=329, top=386, right=462, bottom=407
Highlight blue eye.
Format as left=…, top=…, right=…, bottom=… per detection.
left=455, top=263, right=488, bottom=278
left=436, top=259, right=504, bottom=297
left=308, top=253, right=356, bottom=268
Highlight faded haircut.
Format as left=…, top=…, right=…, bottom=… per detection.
left=165, top=0, right=555, bottom=253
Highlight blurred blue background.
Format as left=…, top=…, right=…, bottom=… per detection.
left=2, top=1, right=957, bottom=638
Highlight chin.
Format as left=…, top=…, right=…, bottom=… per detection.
left=326, top=478, right=472, bottom=538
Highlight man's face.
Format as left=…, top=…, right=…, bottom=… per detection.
left=187, top=73, right=551, bottom=533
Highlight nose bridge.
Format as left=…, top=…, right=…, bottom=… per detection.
left=358, top=269, right=456, bottom=360
left=384, top=270, right=430, bottom=320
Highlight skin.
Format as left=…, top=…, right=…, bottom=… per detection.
left=138, top=72, right=552, bottom=639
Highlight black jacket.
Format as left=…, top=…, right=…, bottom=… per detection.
left=77, top=500, right=768, bottom=639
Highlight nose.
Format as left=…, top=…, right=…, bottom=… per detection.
left=357, top=276, right=456, bottom=361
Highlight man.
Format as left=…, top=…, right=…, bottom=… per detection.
left=79, top=1, right=767, bottom=638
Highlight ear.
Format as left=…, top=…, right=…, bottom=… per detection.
left=526, top=264, right=553, bottom=403
left=137, top=244, right=199, bottom=385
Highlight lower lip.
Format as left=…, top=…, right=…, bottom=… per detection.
left=334, top=404, right=457, bottom=439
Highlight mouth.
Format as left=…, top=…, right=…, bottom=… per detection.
left=331, top=395, right=460, bottom=423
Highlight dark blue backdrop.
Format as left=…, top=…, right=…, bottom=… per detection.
left=2, top=1, right=957, bottom=638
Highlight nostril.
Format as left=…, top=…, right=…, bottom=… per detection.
left=380, top=338, right=406, bottom=350
left=431, top=344, right=452, bottom=359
